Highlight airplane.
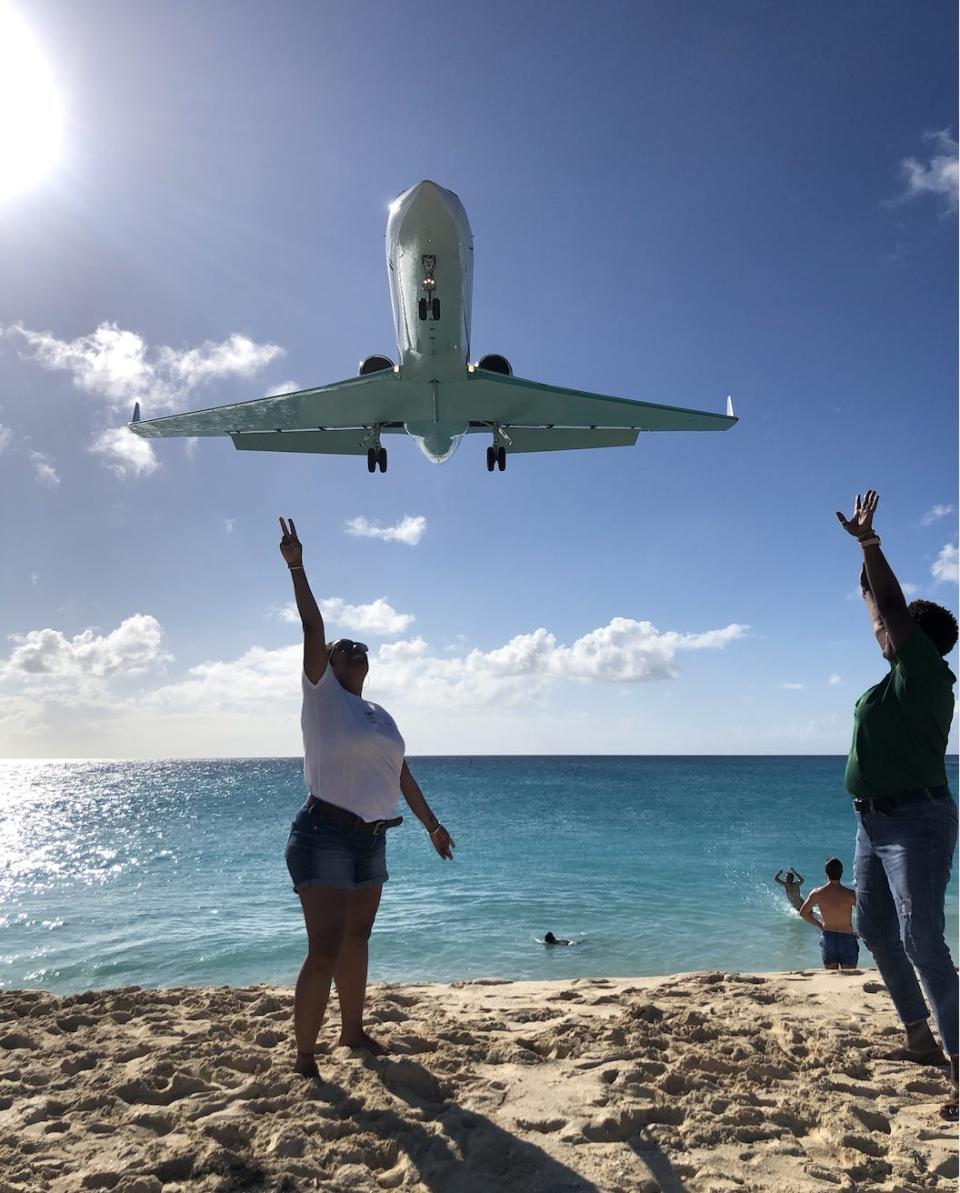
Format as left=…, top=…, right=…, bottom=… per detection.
left=129, top=180, right=737, bottom=473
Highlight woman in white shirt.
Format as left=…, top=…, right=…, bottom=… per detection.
left=279, top=517, right=455, bottom=1078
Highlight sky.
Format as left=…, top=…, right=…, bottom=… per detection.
left=0, top=0, right=956, bottom=758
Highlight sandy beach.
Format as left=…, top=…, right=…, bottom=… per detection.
left=0, top=969, right=956, bottom=1193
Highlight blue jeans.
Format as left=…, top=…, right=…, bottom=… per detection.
left=854, top=789, right=958, bottom=1055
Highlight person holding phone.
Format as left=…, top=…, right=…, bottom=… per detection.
left=278, top=516, right=455, bottom=1078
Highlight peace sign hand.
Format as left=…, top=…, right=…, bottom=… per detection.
left=278, top=516, right=303, bottom=567
left=836, top=490, right=878, bottom=539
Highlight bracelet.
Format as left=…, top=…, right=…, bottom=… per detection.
left=288, top=565, right=305, bottom=571
left=858, top=536, right=881, bottom=548
left=428, top=823, right=442, bottom=836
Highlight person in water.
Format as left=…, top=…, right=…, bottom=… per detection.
left=798, top=858, right=858, bottom=970
left=543, top=932, right=571, bottom=946
left=837, top=490, right=958, bottom=1121
left=773, top=868, right=805, bottom=911
left=279, top=517, right=456, bottom=1078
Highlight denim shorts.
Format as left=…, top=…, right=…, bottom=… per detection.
left=820, top=930, right=859, bottom=968
left=284, top=803, right=389, bottom=893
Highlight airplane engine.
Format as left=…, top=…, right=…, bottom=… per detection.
left=475, top=353, right=512, bottom=376
left=358, top=355, right=394, bottom=375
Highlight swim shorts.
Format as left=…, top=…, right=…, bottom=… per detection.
left=820, top=930, right=859, bottom=968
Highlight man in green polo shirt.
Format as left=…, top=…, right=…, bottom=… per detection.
left=837, top=490, right=958, bottom=1122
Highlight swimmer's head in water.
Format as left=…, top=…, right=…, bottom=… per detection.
left=825, top=857, right=843, bottom=881
left=544, top=932, right=556, bottom=944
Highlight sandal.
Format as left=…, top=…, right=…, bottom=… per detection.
left=938, top=1098, right=958, bottom=1122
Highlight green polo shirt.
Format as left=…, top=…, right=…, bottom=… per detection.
left=844, top=623, right=956, bottom=800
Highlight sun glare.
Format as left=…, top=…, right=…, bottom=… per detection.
left=0, top=4, right=62, bottom=201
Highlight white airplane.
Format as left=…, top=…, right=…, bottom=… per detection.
left=129, top=180, right=737, bottom=472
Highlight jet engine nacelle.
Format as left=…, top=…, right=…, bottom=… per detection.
left=358, top=355, right=394, bottom=376
left=475, top=353, right=512, bottom=376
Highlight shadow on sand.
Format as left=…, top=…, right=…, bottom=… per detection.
left=307, top=1053, right=691, bottom=1193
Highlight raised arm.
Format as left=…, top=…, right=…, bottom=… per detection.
left=279, top=516, right=328, bottom=684
left=837, top=490, right=912, bottom=652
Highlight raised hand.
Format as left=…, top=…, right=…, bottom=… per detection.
left=836, top=490, right=878, bottom=539
left=279, top=516, right=303, bottom=568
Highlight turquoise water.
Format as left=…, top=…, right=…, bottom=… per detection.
left=0, top=756, right=956, bottom=992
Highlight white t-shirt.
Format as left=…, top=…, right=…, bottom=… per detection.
left=301, top=666, right=405, bottom=822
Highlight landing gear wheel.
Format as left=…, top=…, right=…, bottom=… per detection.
left=486, top=446, right=495, bottom=472
left=418, top=298, right=427, bottom=321
left=497, top=445, right=506, bottom=471
left=377, top=447, right=387, bottom=473
left=432, top=298, right=441, bottom=320
left=367, top=448, right=377, bottom=473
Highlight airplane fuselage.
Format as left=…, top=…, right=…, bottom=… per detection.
left=385, top=180, right=474, bottom=462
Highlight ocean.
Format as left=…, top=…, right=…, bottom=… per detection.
left=1, top=756, right=957, bottom=993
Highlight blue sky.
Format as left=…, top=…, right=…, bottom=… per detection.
left=0, top=0, right=956, bottom=757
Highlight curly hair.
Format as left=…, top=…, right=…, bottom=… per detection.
left=908, top=600, right=959, bottom=656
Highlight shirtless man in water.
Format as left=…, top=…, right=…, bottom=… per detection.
left=798, top=858, right=859, bottom=970
left=773, top=868, right=805, bottom=911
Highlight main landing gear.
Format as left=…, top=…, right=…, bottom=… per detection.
left=367, top=446, right=388, bottom=473
left=485, top=445, right=506, bottom=472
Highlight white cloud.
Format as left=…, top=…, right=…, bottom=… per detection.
left=901, top=581, right=920, bottom=598
left=0, top=425, right=12, bottom=454
left=897, top=128, right=958, bottom=212
left=89, top=427, right=159, bottom=478
left=183, top=437, right=199, bottom=459
left=264, top=379, right=301, bottom=397
left=921, top=503, right=954, bottom=526
left=29, top=450, right=59, bottom=487
left=345, top=515, right=426, bottom=546
left=222, top=518, right=235, bottom=533
left=782, top=682, right=805, bottom=691
left=274, top=596, right=415, bottom=636
left=148, top=616, right=747, bottom=719
left=2, top=614, right=170, bottom=683
left=5, top=322, right=284, bottom=414
left=931, top=543, right=959, bottom=585
left=828, top=674, right=842, bottom=686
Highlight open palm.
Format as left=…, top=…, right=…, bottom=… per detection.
left=836, top=490, right=878, bottom=538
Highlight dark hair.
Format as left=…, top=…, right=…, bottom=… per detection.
left=908, top=601, right=958, bottom=656
left=825, top=857, right=843, bottom=881
left=544, top=932, right=556, bottom=943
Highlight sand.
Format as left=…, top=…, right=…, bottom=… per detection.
left=0, top=969, right=956, bottom=1193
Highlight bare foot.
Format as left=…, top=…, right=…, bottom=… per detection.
left=338, top=1029, right=390, bottom=1056
left=294, top=1050, right=320, bottom=1078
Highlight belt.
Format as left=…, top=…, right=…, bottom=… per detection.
left=306, top=795, right=403, bottom=835
left=852, top=785, right=951, bottom=815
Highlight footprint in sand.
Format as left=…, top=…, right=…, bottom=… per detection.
left=129, top=1111, right=176, bottom=1135
left=60, top=1052, right=98, bottom=1075
left=840, top=1132, right=887, bottom=1158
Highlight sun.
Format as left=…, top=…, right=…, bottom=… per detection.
left=0, top=3, right=62, bottom=201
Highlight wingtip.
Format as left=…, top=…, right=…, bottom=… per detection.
left=725, top=394, right=735, bottom=418
left=132, top=401, right=141, bottom=423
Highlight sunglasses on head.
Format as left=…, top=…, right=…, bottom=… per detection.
left=331, top=640, right=369, bottom=657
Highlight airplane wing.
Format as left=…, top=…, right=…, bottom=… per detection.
left=128, top=370, right=432, bottom=441
left=472, top=427, right=640, bottom=453
left=454, top=370, right=737, bottom=432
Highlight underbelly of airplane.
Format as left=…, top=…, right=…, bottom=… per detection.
left=404, top=419, right=468, bottom=463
